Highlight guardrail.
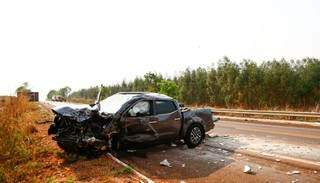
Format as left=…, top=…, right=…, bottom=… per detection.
left=212, top=108, right=320, bottom=122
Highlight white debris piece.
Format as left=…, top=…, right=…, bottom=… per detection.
left=219, top=143, right=224, bottom=146
left=180, top=181, right=186, bottom=183
left=160, top=159, right=172, bottom=167
left=291, top=179, right=299, bottom=183
left=170, top=143, right=177, bottom=147
left=220, top=159, right=225, bottom=162
left=275, top=159, right=281, bottom=162
left=236, top=153, right=242, bottom=157
left=222, top=150, right=228, bottom=153
left=313, top=171, right=317, bottom=174
left=208, top=134, right=218, bottom=138
left=243, top=165, right=252, bottom=174
left=287, top=170, right=300, bottom=175
left=182, top=163, right=185, bottom=168
left=261, top=152, right=274, bottom=157
left=127, top=149, right=136, bottom=153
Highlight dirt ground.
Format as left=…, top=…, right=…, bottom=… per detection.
left=33, top=122, right=142, bottom=183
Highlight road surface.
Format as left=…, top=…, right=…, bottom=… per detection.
left=212, top=120, right=320, bottom=162
left=118, top=120, right=320, bottom=182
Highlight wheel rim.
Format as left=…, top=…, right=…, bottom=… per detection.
left=190, top=126, right=202, bottom=144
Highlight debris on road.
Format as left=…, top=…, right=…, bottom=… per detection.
left=236, top=153, right=242, bottom=156
left=313, top=171, right=317, bottom=174
left=182, top=163, right=185, bottom=168
left=258, top=166, right=262, bottom=170
left=220, top=159, right=225, bottom=162
left=287, top=170, right=300, bottom=175
left=222, top=150, right=228, bottom=153
left=127, top=149, right=137, bottom=153
left=180, top=181, right=186, bottom=183
left=208, top=134, right=218, bottom=138
left=243, top=165, right=253, bottom=174
left=275, top=159, right=281, bottom=162
left=291, top=179, right=299, bottom=183
left=160, top=159, right=172, bottom=167
left=261, top=152, right=274, bottom=156
left=219, top=143, right=224, bottom=146
left=170, top=143, right=177, bottom=147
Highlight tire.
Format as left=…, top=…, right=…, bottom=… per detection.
left=184, top=124, right=204, bottom=148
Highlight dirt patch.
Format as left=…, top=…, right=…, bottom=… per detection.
left=34, top=123, right=141, bottom=182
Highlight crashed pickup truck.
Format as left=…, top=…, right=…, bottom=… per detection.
left=48, top=91, right=219, bottom=154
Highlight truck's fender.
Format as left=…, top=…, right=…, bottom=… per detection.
left=181, top=116, right=205, bottom=138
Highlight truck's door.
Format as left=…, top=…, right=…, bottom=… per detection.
left=153, top=100, right=181, bottom=141
left=123, top=100, right=159, bottom=143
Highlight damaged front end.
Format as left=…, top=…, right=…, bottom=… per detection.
left=48, top=105, right=114, bottom=154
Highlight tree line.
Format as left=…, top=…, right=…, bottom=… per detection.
left=48, top=57, right=320, bottom=111
left=47, top=86, right=71, bottom=100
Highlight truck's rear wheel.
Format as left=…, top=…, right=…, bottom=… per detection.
left=185, top=124, right=204, bottom=148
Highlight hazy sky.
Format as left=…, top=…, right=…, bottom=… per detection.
left=1, top=0, right=319, bottom=100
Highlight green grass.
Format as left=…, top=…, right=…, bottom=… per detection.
left=65, top=176, right=75, bottom=183
left=112, top=165, right=134, bottom=176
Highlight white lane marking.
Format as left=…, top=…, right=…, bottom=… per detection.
left=106, top=153, right=154, bottom=183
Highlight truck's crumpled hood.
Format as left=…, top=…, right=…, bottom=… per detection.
left=52, top=105, right=94, bottom=123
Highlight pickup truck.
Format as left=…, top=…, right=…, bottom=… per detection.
left=48, top=92, right=219, bottom=154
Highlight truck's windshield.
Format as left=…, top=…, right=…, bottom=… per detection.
left=100, top=93, right=137, bottom=114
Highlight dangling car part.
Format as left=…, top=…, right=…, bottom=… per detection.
left=48, top=87, right=219, bottom=154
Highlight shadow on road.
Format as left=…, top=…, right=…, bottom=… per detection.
left=116, top=137, right=244, bottom=180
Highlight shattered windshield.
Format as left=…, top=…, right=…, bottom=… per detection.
left=99, top=93, right=137, bottom=114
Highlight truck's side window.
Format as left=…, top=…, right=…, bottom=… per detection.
left=155, top=100, right=177, bottom=115
left=128, top=101, right=151, bottom=117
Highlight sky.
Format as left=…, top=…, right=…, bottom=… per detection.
left=0, top=0, right=320, bottom=100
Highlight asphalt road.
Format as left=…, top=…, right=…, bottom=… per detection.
left=211, top=120, right=320, bottom=162
left=118, top=120, right=320, bottom=182
left=214, top=120, right=320, bottom=145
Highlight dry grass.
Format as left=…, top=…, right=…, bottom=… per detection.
left=0, top=96, right=141, bottom=183
left=67, top=97, right=94, bottom=104
left=0, top=95, right=43, bottom=182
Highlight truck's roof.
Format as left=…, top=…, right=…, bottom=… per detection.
left=117, top=92, right=172, bottom=100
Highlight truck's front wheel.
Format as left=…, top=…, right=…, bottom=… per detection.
left=184, top=124, right=204, bottom=148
